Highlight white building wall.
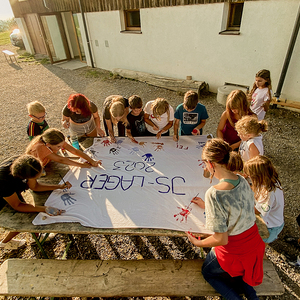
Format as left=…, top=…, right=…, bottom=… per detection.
left=85, top=0, right=300, bottom=102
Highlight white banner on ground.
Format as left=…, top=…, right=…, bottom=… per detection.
left=33, top=136, right=214, bottom=234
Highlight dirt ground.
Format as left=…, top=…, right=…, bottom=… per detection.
left=0, top=44, right=300, bottom=299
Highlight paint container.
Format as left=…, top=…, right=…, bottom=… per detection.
left=192, top=129, right=198, bottom=134
left=70, top=134, right=80, bottom=150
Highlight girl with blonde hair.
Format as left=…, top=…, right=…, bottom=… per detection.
left=248, top=69, right=272, bottom=120
left=187, top=138, right=264, bottom=300
left=236, top=115, right=268, bottom=161
left=217, top=90, right=254, bottom=150
left=144, top=98, right=174, bottom=139
left=26, top=128, right=101, bottom=169
left=103, top=95, right=129, bottom=143
left=244, top=155, right=284, bottom=244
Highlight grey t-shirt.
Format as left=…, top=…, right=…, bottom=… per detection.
left=205, top=175, right=256, bottom=236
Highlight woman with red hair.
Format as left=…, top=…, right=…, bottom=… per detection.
left=61, top=94, right=105, bottom=137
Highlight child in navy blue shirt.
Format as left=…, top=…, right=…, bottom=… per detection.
left=173, top=90, right=208, bottom=141
left=126, top=95, right=146, bottom=143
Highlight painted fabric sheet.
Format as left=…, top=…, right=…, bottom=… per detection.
left=33, top=136, right=214, bottom=234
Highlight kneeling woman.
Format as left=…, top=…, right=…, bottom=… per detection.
left=0, top=155, right=70, bottom=250
left=62, top=93, right=105, bottom=138
left=186, top=138, right=265, bottom=300
left=26, top=128, right=101, bottom=169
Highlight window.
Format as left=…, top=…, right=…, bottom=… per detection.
left=124, top=10, right=141, bottom=31
left=227, top=2, right=244, bottom=31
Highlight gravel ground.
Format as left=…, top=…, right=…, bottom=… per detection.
left=0, top=44, right=300, bottom=299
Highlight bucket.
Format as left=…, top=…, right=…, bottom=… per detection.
left=217, top=85, right=248, bottom=106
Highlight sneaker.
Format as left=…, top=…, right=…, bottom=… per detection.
left=0, top=239, right=26, bottom=250
left=39, top=233, right=56, bottom=242
left=289, top=255, right=300, bottom=267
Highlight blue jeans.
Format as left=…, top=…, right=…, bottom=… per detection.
left=202, top=249, right=259, bottom=300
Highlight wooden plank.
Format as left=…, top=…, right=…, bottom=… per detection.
left=0, top=259, right=284, bottom=297
left=271, top=98, right=300, bottom=110
left=113, top=68, right=206, bottom=94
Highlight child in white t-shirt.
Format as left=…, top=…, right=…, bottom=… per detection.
left=236, top=115, right=268, bottom=161
left=248, top=69, right=272, bottom=120
left=144, top=98, right=174, bottom=139
left=244, top=155, right=284, bottom=244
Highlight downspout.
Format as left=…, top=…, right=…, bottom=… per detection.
left=274, top=4, right=300, bottom=99
left=78, top=0, right=94, bottom=68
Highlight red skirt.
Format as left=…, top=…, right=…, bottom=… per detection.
left=215, top=223, right=265, bottom=286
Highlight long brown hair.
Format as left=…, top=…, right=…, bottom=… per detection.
left=244, top=155, right=281, bottom=200
left=26, top=128, right=65, bottom=153
left=248, top=69, right=272, bottom=103
left=226, top=90, right=252, bottom=127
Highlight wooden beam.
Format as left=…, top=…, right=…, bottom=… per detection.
left=0, top=258, right=284, bottom=297
left=113, top=68, right=207, bottom=94
left=271, top=97, right=300, bottom=110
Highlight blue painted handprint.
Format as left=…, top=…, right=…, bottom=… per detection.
left=61, top=193, right=77, bottom=206
left=142, top=153, right=154, bottom=162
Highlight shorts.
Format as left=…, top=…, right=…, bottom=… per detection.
left=69, top=117, right=96, bottom=137
left=263, top=223, right=284, bottom=243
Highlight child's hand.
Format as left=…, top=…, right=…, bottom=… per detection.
left=185, top=231, right=201, bottom=245
left=45, top=206, right=66, bottom=216
left=156, top=131, right=162, bottom=139
left=173, top=134, right=179, bottom=142
left=263, top=101, right=270, bottom=112
left=90, top=160, right=102, bottom=167
left=81, top=162, right=93, bottom=168
left=58, top=181, right=72, bottom=190
left=153, top=125, right=159, bottom=131
left=129, top=136, right=138, bottom=143
left=192, top=128, right=199, bottom=135
left=97, top=128, right=105, bottom=137
left=191, top=197, right=205, bottom=209
left=62, top=120, right=70, bottom=129
left=110, top=136, right=117, bottom=143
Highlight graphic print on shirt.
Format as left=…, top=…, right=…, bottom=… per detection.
left=135, top=118, right=146, bottom=134
left=183, top=112, right=198, bottom=124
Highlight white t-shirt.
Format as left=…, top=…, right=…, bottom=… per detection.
left=255, top=188, right=284, bottom=228
left=239, top=135, right=264, bottom=161
left=144, top=100, right=174, bottom=134
left=250, top=87, right=272, bottom=120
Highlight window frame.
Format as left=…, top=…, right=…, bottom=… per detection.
left=124, top=9, right=141, bottom=32
left=227, top=2, right=244, bottom=31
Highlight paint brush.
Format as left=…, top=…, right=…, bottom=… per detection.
left=187, top=193, right=199, bottom=209
left=59, top=173, right=69, bottom=191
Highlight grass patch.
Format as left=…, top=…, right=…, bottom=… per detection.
left=39, top=57, right=50, bottom=64
left=0, top=31, right=10, bottom=46
left=85, top=69, right=101, bottom=78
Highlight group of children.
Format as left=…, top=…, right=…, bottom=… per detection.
left=0, top=68, right=289, bottom=297
left=22, top=69, right=284, bottom=246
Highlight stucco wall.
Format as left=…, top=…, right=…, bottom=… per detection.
left=85, top=0, right=300, bottom=101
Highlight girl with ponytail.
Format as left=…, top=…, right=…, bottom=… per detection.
left=235, top=115, right=268, bottom=161
left=186, top=138, right=264, bottom=300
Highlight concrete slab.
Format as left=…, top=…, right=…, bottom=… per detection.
left=55, top=59, right=87, bottom=70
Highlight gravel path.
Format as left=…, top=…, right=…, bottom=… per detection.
left=0, top=44, right=300, bottom=299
